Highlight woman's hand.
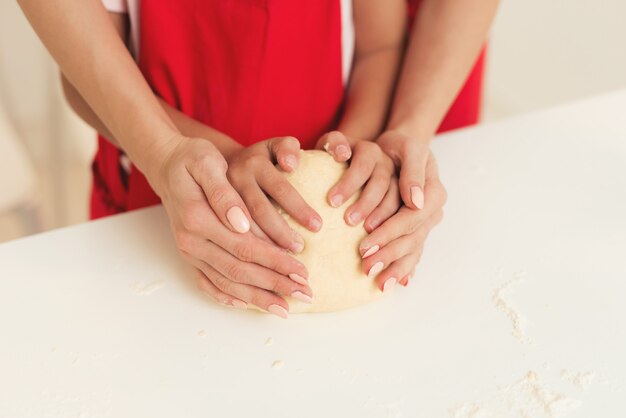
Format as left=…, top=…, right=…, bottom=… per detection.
left=226, top=137, right=323, bottom=253
left=150, top=135, right=313, bottom=318
left=316, top=131, right=399, bottom=227
left=359, top=146, right=447, bottom=291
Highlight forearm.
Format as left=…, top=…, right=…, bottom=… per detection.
left=387, top=0, right=499, bottom=140
left=62, top=74, right=242, bottom=158
left=18, top=0, right=178, bottom=179
left=338, top=0, right=407, bottom=143
left=338, top=46, right=404, bottom=142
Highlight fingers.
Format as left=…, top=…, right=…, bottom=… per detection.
left=344, top=165, right=392, bottom=226
left=398, top=142, right=429, bottom=210
left=317, top=131, right=352, bottom=162
left=360, top=169, right=447, bottom=254
left=173, top=207, right=309, bottom=281
left=188, top=156, right=251, bottom=234
left=269, top=136, right=301, bottom=172
left=327, top=142, right=378, bottom=208
left=257, top=165, right=322, bottom=232
left=195, top=239, right=313, bottom=300
left=364, top=209, right=444, bottom=291
left=193, top=268, right=247, bottom=309
left=361, top=232, right=417, bottom=289
left=194, top=263, right=291, bottom=319
left=363, top=177, right=401, bottom=233
left=238, top=182, right=307, bottom=253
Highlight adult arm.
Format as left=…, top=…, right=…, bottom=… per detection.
left=60, top=11, right=241, bottom=159
left=18, top=0, right=312, bottom=316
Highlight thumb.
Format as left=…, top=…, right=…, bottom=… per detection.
left=398, top=150, right=427, bottom=210
left=269, top=136, right=301, bottom=172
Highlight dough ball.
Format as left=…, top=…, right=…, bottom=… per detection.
left=276, top=150, right=382, bottom=313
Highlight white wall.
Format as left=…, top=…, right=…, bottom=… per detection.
left=485, top=0, right=626, bottom=119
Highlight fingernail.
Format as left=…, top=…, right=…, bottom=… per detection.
left=309, top=217, right=322, bottom=232
left=368, top=261, right=384, bottom=278
left=362, top=244, right=380, bottom=258
left=268, top=304, right=289, bottom=319
left=347, top=211, right=361, bottom=226
left=290, top=238, right=304, bottom=254
left=411, top=186, right=424, bottom=209
left=330, top=194, right=343, bottom=207
left=366, top=218, right=381, bottom=231
left=336, top=144, right=351, bottom=159
left=288, top=273, right=308, bottom=285
left=383, top=278, right=397, bottom=292
left=284, top=155, right=297, bottom=170
left=231, top=299, right=248, bottom=310
left=226, top=206, right=250, bottom=233
left=291, top=291, right=313, bottom=304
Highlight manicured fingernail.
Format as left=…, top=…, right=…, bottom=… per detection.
left=366, top=218, right=381, bottom=231
left=336, top=145, right=351, bottom=159
left=330, top=194, right=343, bottom=207
left=290, top=238, right=304, bottom=254
left=368, top=261, right=384, bottom=278
left=231, top=299, right=248, bottom=310
left=309, top=217, right=322, bottom=232
left=291, top=291, right=313, bottom=304
left=288, top=273, right=308, bottom=285
left=347, top=211, right=361, bottom=226
left=268, top=304, right=289, bottom=319
left=284, top=155, right=297, bottom=170
left=226, top=206, right=250, bottom=233
left=362, top=245, right=380, bottom=258
left=383, top=278, right=397, bottom=292
left=411, top=186, right=424, bottom=209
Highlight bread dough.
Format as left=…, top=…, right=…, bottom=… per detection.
left=275, top=150, right=382, bottom=313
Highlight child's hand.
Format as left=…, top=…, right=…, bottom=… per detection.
left=227, top=137, right=323, bottom=253
left=317, top=131, right=399, bottom=228
left=358, top=146, right=447, bottom=291
left=151, top=135, right=311, bottom=317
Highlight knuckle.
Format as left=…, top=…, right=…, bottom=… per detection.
left=247, top=197, right=268, bottom=218
left=213, top=274, right=232, bottom=293
left=224, top=262, right=246, bottom=283
left=206, top=184, right=230, bottom=210
left=232, top=241, right=254, bottom=262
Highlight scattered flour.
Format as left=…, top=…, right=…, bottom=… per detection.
left=560, top=370, right=596, bottom=390
left=197, top=329, right=207, bottom=338
left=264, top=337, right=274, bottom=346
left=492, top=270, right=530, bottom=344
left=130, top=280, right=165, bottom=296
left=449, top=371, right=580, bottom=418
left=271, top=360, right=285, bottom=369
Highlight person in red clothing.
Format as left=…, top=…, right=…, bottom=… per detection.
left=19, top=0, right=498, bottom=317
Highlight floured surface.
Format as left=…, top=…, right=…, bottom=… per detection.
left=1, top=92, right=626, bottom=417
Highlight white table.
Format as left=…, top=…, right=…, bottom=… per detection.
left=1, top=91, right=625, bottom=418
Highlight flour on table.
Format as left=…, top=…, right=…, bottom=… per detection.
left=560, top=370, right=596, bottom=390
left=264, top=337, right=274, bottom=346
left=197, top=329, right=207, bottom=338
left=492, top=270, right=530, bottom=344
left=271, top=360, right=285, bottom=369
left=449, top=371, right=581, bottom=418
left=130, top=280, right=165, bottom=296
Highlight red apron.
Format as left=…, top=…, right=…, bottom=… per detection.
left=90, top=0, right=485, bottom=219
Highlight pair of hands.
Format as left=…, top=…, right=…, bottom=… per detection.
left=150, top=131, right=446, bottom=318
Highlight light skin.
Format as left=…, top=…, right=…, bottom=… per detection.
left=25, top=0, right=408, bottom=316
left=359, top=0, right=500, bottom=288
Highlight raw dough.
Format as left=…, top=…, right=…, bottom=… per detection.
left=274, top=150, right=382, bottom=313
